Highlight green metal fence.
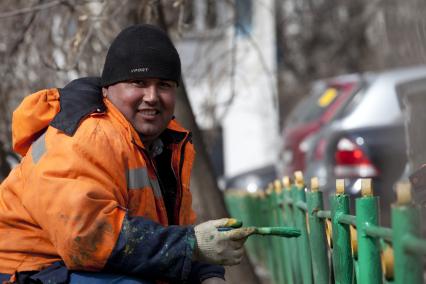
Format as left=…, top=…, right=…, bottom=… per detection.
left=224, top=172, right=426, bottom=284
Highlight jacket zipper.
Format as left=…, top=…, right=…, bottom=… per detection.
left=137, top=145, right=169, bottom=224
left=173, top=131, right=192, bottom=224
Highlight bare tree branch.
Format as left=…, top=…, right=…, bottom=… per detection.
left=0, top=0, right=66, bottom=19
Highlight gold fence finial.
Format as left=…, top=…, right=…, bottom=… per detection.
left=311, top=177, right=319, bottom=192
left=274, top=179, right=282, bottom=193
left=336, top=179, right=345, bottom=195
left=295, top=171, right=304, bottom=188
left=361, top=179, right=373, bottom=197
left=396, top=181, right=412, bottom=205
left=283, top=176, right=291, bottom=189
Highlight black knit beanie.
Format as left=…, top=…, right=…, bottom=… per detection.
left=101, top=24, right=181, bottom=87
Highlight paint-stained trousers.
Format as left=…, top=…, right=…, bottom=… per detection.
left=70, top=271, right=154, bottom=283
left=0, top=272, right=154, bottom=284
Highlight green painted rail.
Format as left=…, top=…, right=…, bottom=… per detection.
left=364, top=224, right=393, bottom=242
left=224, top=173, right=426, bottom=284
left=337, top=214, right=356, bottom=226
left=317, top=210, right=331, bottom=219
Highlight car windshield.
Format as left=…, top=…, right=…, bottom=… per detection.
left=333, top=75, right=377, bottom=121
left=286, top=81, right=359, bottom=127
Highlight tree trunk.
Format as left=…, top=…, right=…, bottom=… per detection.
left=156, top=4, right=261, bottom=283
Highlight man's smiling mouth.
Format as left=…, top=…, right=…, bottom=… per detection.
left=138, top=109, right=159, bottom=116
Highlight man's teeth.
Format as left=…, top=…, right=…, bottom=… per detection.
left=139, top=110, right=157, bottom=115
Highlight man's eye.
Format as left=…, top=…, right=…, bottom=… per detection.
left=131, top=80, right=147, bottom=87
left=159, top=81, right=174, bottom=89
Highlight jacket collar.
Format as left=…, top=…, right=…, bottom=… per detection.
left=51, top=77, right=105, bottom=136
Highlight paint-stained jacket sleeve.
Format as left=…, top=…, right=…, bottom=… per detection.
left=105, top=215, right=196, bottom=282
left=23, top=119, right=195, bottom=281
left=104, top=215, right=225, bottom=283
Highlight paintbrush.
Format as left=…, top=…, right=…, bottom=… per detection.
left=249, top=226, right=301, bottom=238
left=218, top=226, right=301, bottom=238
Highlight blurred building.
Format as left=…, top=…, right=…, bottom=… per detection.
left=174, top=0, right=280, bottom=180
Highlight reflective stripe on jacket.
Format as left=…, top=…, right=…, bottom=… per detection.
left=0, top=78, right=200, bottom=282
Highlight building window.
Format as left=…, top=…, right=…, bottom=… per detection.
left=205, top=0, right=217, bottom=29
left=235, top=0, right=252, bottom=36
left=183, top=0, right=194, bottom=29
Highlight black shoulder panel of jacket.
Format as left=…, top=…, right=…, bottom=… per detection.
left=50, top=77, right=106, bottom=136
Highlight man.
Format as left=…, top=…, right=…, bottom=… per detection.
left=0, top=24, right=253, bottom=283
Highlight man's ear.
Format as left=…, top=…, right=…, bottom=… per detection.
left=102, top=87, right=108, bottom=98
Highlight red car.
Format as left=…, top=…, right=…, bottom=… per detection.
left=279, top=74, right=362, bottom=176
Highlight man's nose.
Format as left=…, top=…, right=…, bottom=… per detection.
left=143, top=85, right=159, bottom=103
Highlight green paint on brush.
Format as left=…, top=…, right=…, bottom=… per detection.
left=217, top=224, right=300, bottom=238
left=250, top=226, right=301, bottom=238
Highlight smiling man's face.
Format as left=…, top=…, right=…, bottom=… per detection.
left=103, top=78, right=177, bottom=146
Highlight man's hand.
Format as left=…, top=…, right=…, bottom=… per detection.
left=193, top=218, right=254, bottom=266
left=202, top=277, right=226, bottom=284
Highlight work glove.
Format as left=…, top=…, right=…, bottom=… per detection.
left=193, top=218, right=254, bottom=266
